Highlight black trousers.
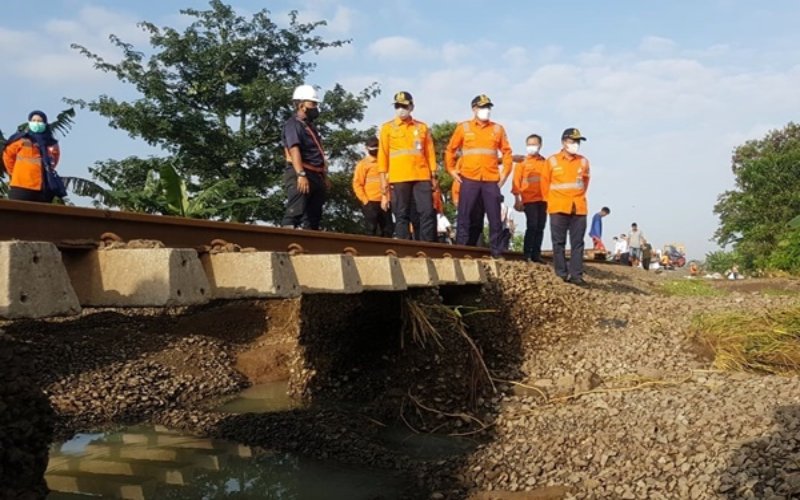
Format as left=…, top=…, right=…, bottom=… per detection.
left=8, top=186, right=51, bottom=203
left=523, top=201, right=547, bottom=260
left=282, top=168, right=325, bottom=229
left=391, top=181, right=435, bottom=242
left=362, top=201, right=394, bottom=237
left=550, top=213, right=587, bottom=279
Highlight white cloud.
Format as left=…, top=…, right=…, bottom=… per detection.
left=368, top=36, right=429, bottom=59
left=639, top=36, right=677, bottom=54
left=327, top=5, right=356, bottom=35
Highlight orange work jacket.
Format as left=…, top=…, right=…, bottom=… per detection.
left=352, top=155, right=382, bottom=204
left=445, top=119, right=512, bottom=182
left=512, top=154, right=547, bottom=204
left=3, top=138, right=60, bottom=191
left=377, top=117, right=436, bottom=183
left=541, top=150, right=591, bottom=215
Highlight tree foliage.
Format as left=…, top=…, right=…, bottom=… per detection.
left=67, top=0, right=378, bottom=228
left=430, top=121, right=457, bottom=220
left=713, top=122, right=800, bottom=272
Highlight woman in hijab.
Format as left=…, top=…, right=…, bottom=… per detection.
left=2, top=110, right=61, bottom=202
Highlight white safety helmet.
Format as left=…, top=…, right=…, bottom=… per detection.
left=292, top=84, right=321, bottom=103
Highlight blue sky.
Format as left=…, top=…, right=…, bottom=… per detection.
left=3, top=0, right=800, bottom=257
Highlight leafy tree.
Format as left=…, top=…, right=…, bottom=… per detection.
left=430, top=121, right=458, bottom=221
left=713, top=122, right=800, bottom=272
left=704, top=250, right=740, bottom=274
left=67, top=0, right=378, bottom=229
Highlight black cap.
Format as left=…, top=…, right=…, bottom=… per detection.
left=471, top=94, right=493, bottom=108
left=561, top=128, right=586, bottom=141
left=366, top=136, right=379, bottom=149
left=393, top=91, right=413, bottom=106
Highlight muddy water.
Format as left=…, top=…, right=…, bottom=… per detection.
left=45, top=382, right=472, bottom=499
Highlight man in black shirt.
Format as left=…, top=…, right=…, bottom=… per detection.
left=282, top=84, right=327, bottom=229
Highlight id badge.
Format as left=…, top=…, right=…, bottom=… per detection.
left=415, top=140, right=422, bottom=150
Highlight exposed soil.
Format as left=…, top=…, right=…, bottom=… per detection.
left=3, top=262, right=800, bottom=499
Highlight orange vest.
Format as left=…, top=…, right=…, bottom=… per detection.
left=3, top=138, right=61, bottom=191
left=445, top=119, right=512, bottom=182
left=541, top=151, right=590, bottom=215
left=352, top=155, right=382, bottom=204
left=512, top=155, right=546, bottom=203
left=377, top=117, right=436, bottom=183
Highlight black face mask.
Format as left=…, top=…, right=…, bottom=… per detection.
left=304, top=107, right=320, bottom=122
left=368, top=148, right=378, bottom=157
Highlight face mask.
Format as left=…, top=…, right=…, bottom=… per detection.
left=29, top=122, right=46, bottom=133
left=476, top=108, right=491, bottom=121
left=304, top=107, right=320, bottom=122
left=526, top=145, right=540, bottom=155
left=565, top=142, right=580, bottom=154
left=396, top=108, right=410, bottom=119
left=368, top=148, right=378, bottom=157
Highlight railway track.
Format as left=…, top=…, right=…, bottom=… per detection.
left=0, top=200, right=526, bottom=260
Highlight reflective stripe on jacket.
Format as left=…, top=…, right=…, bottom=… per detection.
left=541, top=150, right=590, bottom=215
left=445, top=119, right=512, bottom=182
left=3, top=138, right=61, bottom=191
left=352, top=155, right=383, bottom=204
left=511, top=155, right=547, bottom=203
left=377, top=117, right=436, bottom=183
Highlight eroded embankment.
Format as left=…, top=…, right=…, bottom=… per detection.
left=5, top=263, right=800, bottom=499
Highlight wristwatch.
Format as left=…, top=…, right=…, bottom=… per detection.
left=296, top=170, right=307, bottom=177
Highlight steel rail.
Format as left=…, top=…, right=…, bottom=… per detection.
left=0, top=199, right=526, bottom=260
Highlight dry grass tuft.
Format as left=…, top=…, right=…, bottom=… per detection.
left=694, top=306, right=800, bottom=374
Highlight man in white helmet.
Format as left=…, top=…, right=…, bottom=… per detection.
left=282, top=84, right=327, bottom=229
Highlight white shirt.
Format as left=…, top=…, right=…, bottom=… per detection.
left=437, top=213, right=452, bottom=233
left=614, top=239, right=628, bottom=255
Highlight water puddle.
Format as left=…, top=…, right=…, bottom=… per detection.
left=46, top=381, right=472, bottom=498
left=46, top=382, right=403, bottom=499
left=213, top=381, right=299, bottom=414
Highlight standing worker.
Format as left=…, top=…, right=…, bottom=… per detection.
left=589, top=207, right=611, bottom=252
left=3, top=110, right=61, bottom=203
left=628, top=223, right=645, bottom=268
left=512, top=134, right=548, bottom=262
left=352, top=136, right=394, bottom=237
left=445, top=94, right=513, bottom=257
left=282, top=84, right=327, bottom=230
left=378, top=91, right=438, bottom=242
left=541, top=128, right=591, bottom=285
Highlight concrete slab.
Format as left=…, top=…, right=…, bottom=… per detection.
left=0, top=241, right=80, bottom=319
left=353, top=256, right=407, bottom=291
left=398, top=258, right=439, bottom=288
left=290, top=254, right=363, bottom=294
left=459, top=259, right=488, bottom=284
left=63, top=249, right=210, bottom=307
left=431, top=258, right=466, bottom=285
left=201, top=251, right=300, bottom=299
left=481, top=259, right=501, bottom=278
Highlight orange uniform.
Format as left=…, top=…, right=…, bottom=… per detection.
left=512, top=155, right=547, bottom=204
left=445, top=119, right=512, bottom=182
left=541, top=151, right=591, bottom=215
left=447, top=157, right=462, bottom=205
left=3, top=138, right=60, bottom=191
left=352, top=155, right=382, bottom=204
left=377, top=117, right=436, bottom=183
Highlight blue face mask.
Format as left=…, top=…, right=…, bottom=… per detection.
left=29, top=122, right=46, bottom=133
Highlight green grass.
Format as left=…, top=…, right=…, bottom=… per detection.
left=760, top=288, right=800, bottom=297
left=693, top=306, right=800, bottom=374
left=660, top=279, right=727, bottom=297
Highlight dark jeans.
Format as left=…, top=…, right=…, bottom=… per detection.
left=456, top=179, right=503, bottom=256
left=362, top=201, right=394, bottom=237
left=550, top=213, right=587, bottom=279
left=282, top=168, right=325, bottom=229
left=391, top=181, right=435, bottom=242
left=8, top=186, right=51, bottom=203
left=523, top=201, right=547, bottom=260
